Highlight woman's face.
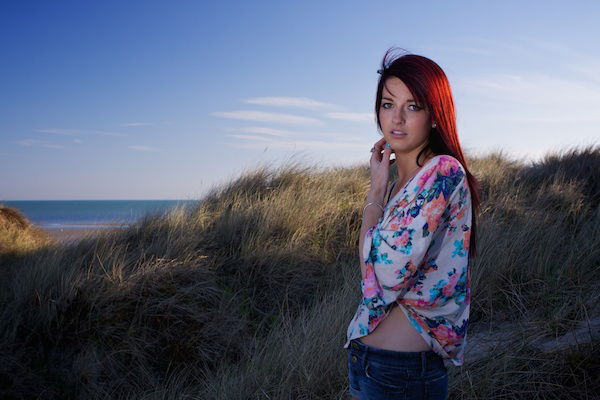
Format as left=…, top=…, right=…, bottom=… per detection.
left=378, top=77, right=433, bottom=158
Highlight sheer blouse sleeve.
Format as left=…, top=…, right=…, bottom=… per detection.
left=361, top=155, right=471, bottom=310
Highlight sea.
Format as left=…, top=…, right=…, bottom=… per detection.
left=1, top=200, right=201, bottom=229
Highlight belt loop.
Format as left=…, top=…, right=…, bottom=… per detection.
left=420, top=351, right=426, bottom=378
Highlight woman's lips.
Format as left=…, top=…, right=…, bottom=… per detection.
left=391, top=130, right=407, bottom=136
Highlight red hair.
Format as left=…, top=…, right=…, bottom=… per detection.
left=374, top=47, right=481, bottom=259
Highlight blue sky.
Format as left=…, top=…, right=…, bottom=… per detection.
left=1, top=0, right=599, bottom=200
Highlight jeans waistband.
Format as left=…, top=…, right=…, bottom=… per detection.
left=349, top=338, right=445, bottom=370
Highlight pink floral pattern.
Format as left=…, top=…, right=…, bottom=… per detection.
left=344, top=154, right=472, bottom=366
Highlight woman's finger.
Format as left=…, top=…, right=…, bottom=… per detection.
left=370, top=145, right=379, bottom=162
left=381, top=143, right=392, bottom=167
left=374, top=137, right=386, bottom=152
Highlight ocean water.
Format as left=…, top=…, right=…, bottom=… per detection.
left=2, top=200, right=201, bottom=229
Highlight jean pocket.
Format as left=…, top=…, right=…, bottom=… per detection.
left=425, top=370, right=448, bottom=399
left=364, top=361, right=409, bottom=391
left=424, top=363, right=448, bottom=382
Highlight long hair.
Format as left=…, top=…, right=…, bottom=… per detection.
left=374, top=47, right=481, bottom=259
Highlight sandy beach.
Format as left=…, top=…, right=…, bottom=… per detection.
left=41, top=227, right=101, bottom=243
left=41, top=226, right=127, bottom=243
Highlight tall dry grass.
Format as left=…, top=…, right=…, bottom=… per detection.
left=0, top=145, right=599, bottom=399
left=0, top=205, right=51, bottom=259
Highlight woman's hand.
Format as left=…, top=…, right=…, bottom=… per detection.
left=369, top=137, right=395, bottom=202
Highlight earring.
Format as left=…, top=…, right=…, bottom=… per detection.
left=432, top=122, right=437, bottom=128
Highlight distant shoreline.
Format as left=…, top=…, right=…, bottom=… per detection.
left=41, top=222, right=130, bottom=229
left=2, top=199, right=200, bottom=244
left=40, top=224, right=128, bottom=243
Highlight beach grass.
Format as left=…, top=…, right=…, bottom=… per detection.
left=0, top=145, right=599, bottom=399
left=0, top=205, right=52, bottom=258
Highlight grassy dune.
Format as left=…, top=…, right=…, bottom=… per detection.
left=1, top=146, right=599, bottom=399
left=0, top=206, right=52, bottom=258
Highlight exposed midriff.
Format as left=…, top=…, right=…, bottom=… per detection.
left=358, top=302, right=431, bottom=351
left=358, top=172, right=433, bottom=352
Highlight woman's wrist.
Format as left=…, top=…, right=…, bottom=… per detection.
left=367, top=188, right=385, bottom=205
left=363, top=201, right=384, bottom=214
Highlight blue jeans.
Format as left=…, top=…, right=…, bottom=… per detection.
left=347, top=338, right=448, bottom=400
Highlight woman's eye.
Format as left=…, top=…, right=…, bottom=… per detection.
left=382, top=102, right=421, bottom=111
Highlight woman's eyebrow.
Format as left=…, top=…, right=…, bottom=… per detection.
left=382, top=96, right=417, bottom=102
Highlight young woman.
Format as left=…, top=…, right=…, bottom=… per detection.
left=344, top=48, right=481, bottom=399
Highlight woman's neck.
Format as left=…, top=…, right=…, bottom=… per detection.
left=394, top=149, right=435, bottom=188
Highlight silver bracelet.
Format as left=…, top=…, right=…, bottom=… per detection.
left=363, top=201, right=384, bottom=214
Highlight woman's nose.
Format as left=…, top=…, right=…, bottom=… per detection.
left=392, top=109, right=404, bottom=124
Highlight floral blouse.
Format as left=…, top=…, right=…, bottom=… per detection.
left=344, top=154, right=472, bottom=366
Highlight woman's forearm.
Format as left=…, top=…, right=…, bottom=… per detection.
left=359, top=188, right=386, bottom=280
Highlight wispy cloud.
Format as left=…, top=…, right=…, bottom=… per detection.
left=225, top=134, right=273, bottom=141
left=222, top=126, right=292, bottom=137
left=34, top=128, right=127, bottom=137
left=458, top=72, right=600, bottom=123
left=224, top=129, right=370, bottom=152
left=211, top=110, right=323, bottom=126
left=242, top=96, right=338, bottom=110
left=568, top=63, right=600, bottom=85
left=92, top=130, right=128, bottom=137
left=323, top=112, right=374, bottom=122
left=34, top=128, right=80, bottom=135
left=226, top=137, right=366, bottom=151
left=225, top=128, right=367, bottom=142
left=314, top=131, right=367, bottom=142
left=120, top=122, right=155, bottom=127
left=16, top=139, right=64, bottom=149
left=429, top=37, right=554, bottom=59
left=129, top=145, right=160, bottom=152
left=441, top=36, right=600, bottom=127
